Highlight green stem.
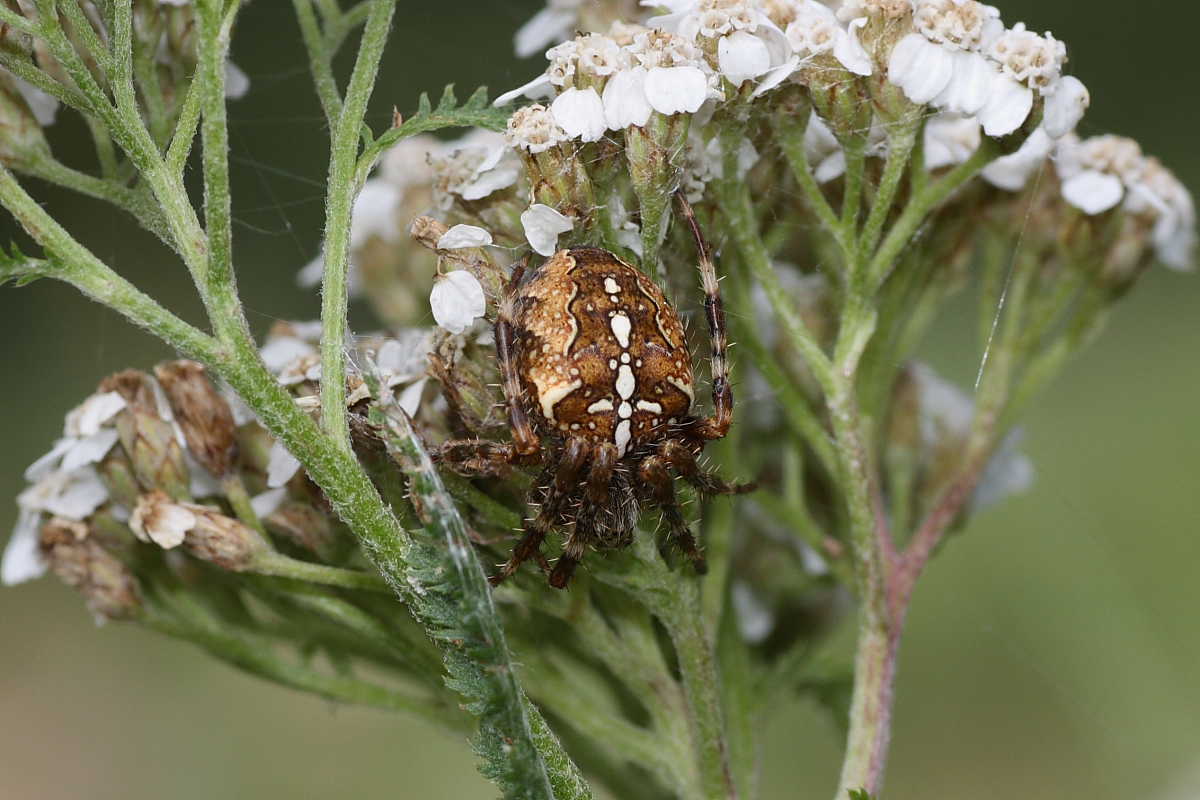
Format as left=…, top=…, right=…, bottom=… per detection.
left=858, top=120, right=919, bottom=258
left=317, top=0, right=396, bottom=452
left=292, top=0, right=344, bottom=126
left=18, top=154, right=170, bottom=241
left=251, top=551, right=391, bottom=593
left=776, top=112, right=848, bottom=261
left=866, top=139, right=1001, bottom=291
left=143, top=605, right=455, bottom=727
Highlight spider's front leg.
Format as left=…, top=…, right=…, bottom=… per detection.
left=640, top=454, right=708, bottom=576
left=675, top=191, right=734, bottom=443
left=658, top=439, right=755, bottom=496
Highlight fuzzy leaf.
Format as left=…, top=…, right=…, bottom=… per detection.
left=848, top=790, right=876, bottom=800
left=358, top=84, right=511, bottom=180
left=0, top=242, right=48, bottom=287
left=367, top=369, right=591, bottom=800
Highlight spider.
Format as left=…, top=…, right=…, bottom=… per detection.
left=437, top=193, right=752, bottom=588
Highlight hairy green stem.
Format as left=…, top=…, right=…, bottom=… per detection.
left=317, top=0, right=396, bottom=452
left=251, top=551, right=392, bottom=593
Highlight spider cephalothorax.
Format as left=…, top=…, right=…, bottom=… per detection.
left=438, top=194, right=750, bottom=588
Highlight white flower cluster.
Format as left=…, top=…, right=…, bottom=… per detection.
left=497, top=28, right=717, bottom=139
left=0, top=378, right=253, bottom=587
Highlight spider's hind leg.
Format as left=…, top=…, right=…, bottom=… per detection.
left=639, top=454, right=707, bottom=576
left=659, top=439, right=755, bottom=496
left=492, top=439, right=590, bottom=587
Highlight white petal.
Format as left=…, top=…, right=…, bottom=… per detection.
left=924, top=114, right=982, bottom=170
left=40, top=468, right=109, bottom=520
left=459, top=165, right=520, bottom=201
left=981, top=127, right=1052, bottom=190
left=2, top=511, right=47, bottom=586
left=603, top=67, right=653, bottom=129
left=25, top=438, right=76, bottom=482
left=934, top=51, right=995, bottom=116
left=437, top=224, right=494, bottom=250
left=66, top=391, right=127, bottom=437
left=1061, top=171, right=1125, bottom=215
left=978, top=75, right=1033, bottom=137
left=296, top=255, right=324, bottom=288
left=718, top=31, right=772, bottom=84
left=132, top=500, right=195, bottom=549
left=259, top=336, right=315, bottom=374
left=430, top=271, right=487, bottom=334
left=550, top=87, right=607, bottom=142
left=520, top=203, right=575, bottom=257
left=350, top=180, right=401, bottom=246
left=60, top=429, right=119, bottom=473
left=267, top=440, right=303, bottom=488
left=250, top=487, right=289, bottom=519
left=834, top=18, right=873, bottom=77
left=514, top=8, right=575, bottom=59
left=644, top=66, right=708, bottom=116
left=751, top=55, right=799, bottom=99
left=888, top=35, right=953, bottom=105
left=494, top=73, right=554, bottom=107
left=815, top=151, right=847, bottom=183
left=224, top=62, right=250, bottom=100
left=397, top=377, right=428, bottom=417
left=1043, top=75, right=1089, bottom=140
left=731, top=581, right=774, bottom=644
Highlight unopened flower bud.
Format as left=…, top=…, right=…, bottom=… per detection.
left=100, top=370, right=191, bottom=500
left=130, top=490, right=266, bottom=571
left=39, top=517, right=141, bottom=621
left=154, top=360, right=237, bottom=477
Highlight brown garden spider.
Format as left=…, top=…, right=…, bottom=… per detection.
left=437, top=193, right=751, bottom=588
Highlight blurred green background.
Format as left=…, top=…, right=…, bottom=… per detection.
left=2, top=2, right=1198, bottom=798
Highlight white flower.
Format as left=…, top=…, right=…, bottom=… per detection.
left=18, top=466, right=109, bottom=521
left=551, top=86, right=608, bottom=142
left=987, top=22, right=1065, bottom=95
left=130, top=494, right=196, bottom=549
left=933, top=50, right=995, bottom=116
left=731, top=581, right=774, bottom=644
left=783, top=1, right=872, bottom=76
left=718, top=30, right=773, bottom=84
left=976, top=73, right=1032, bottom=137
left=2, top=511, right=45, bottom=586
left=514, top=2, right=581, bottom=59
left=803, top=113, right=887, bottom=183
left=259, top=335, right=317, bottom=375
left=1056, top=134, right=1145, bottom=216
left=250, top=487, right=288, bottom=519
left=888, top=33, right=957, bottom=105
left=505, top=104, right=569, bottom=154
left=924, top=113, right=981, bottom=170
left=981, top=126, right=1052, bottom=190
left=494, top=73, right=555, bottom=107
left=428, top=132, right=521, bottom=206
left=1124, top=158, right=1197, bottom=271
left=576, top=33, right=627, bottom=77
left=266, top=440, right=303, bottom=488
left=1042, top=75, right=1088, bottom=140
left=643, top=66, right=710, bottom=114
left=224, top=62, right=251, bottom=100
left=521, top=203, right=575, bottom=256
left=430, top=270, right=487, bottom=334
left=64, top=391, right=127, bottom=439
left=436, top=224, right=494, bottom=250
left=603, top=67, right=654, bottom=129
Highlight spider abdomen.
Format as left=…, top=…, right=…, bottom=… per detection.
left=513, top=247, right=695, bottom=455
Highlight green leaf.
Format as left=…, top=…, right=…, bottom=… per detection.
left=848, top=790, right=876, bottom=800
left=0, top=242, right=48, bottom=287
left=357, top=83, right=512, bottom=183
left=367, top=372, right=592, bottom=800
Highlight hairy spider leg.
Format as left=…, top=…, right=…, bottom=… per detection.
left=658, top=439, right=755, bottom=496
left=675, top=190, right=733, bottom=443
left=491, top=439, right=591, bottom=586
left=639, top=454, right=708, bottom=576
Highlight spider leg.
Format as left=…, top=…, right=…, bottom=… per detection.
left=496, top=262, right=541, bottom=458
left=659, top=440, right=755, bottom=496
left=433, top=439, right=519, bottom=476
left=492, top=439, right=590, bottom=587
left=639, top=455, right=707, bottom=576
left=675, top=190, right=733, bottom=442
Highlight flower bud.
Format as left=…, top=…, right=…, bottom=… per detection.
left=130, top=490, right=266, bottom=572
left=100, top=370, right=192, bottom=500
left=153, top=360, right=237, bottom=477
left=39, top=516, right=141, bottom=621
